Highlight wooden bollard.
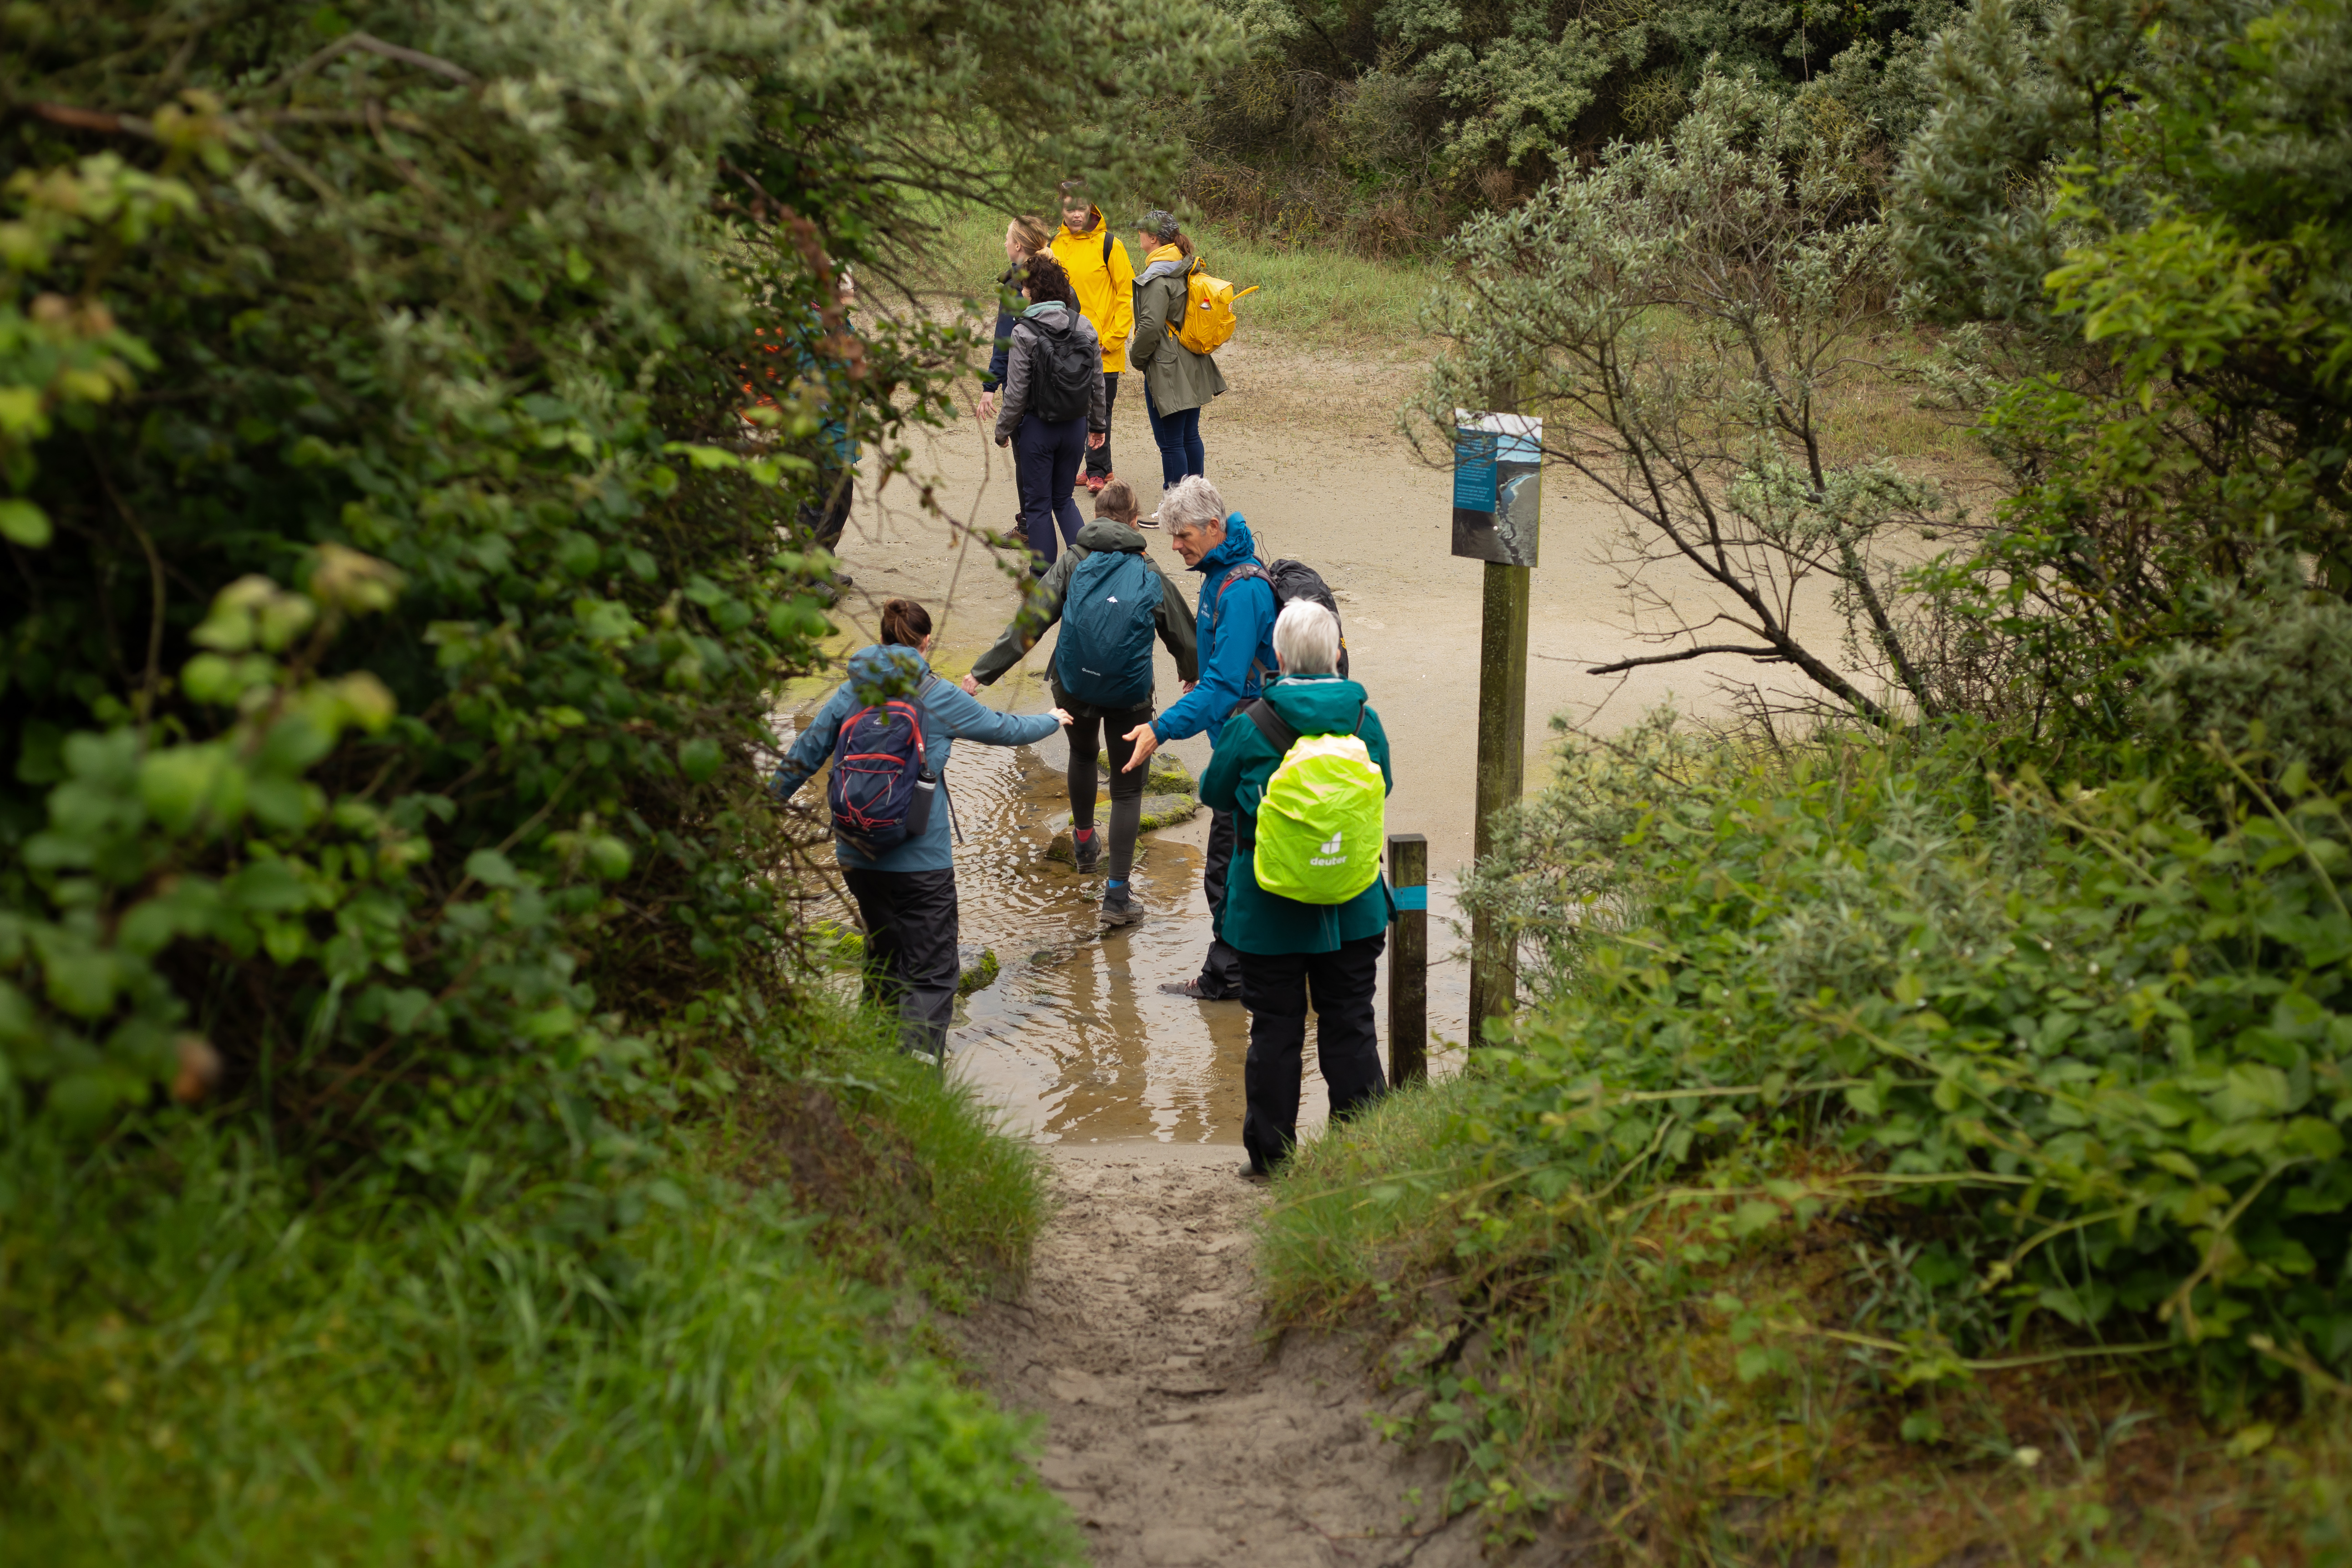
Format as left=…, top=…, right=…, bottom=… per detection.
left=1387, top=832, right=1428, bottom=1087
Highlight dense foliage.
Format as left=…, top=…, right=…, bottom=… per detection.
left=1249, top=0, right=2352, bottom=1553
left=1178, top=0, right=1957, bottom=249
left=1, top=0, right=1237, bottom=1558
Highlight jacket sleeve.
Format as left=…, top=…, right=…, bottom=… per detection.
left=993, top=323, right=1031, bottom=444
left=1360, top=705, right=1396, bottom=795
left=925, top=677, right=1063, bottom=747
left=1153, top=567, right=1199, bottom=683
left=1106, top=242, right=1136, bottom=350
left=981, top=305, right=1014, bottom=392
left=970, top=553, right=1077, bottom=685
left=1129, top=276, right=1171, bottom=371
left=1197, top=713, right=1262, bottom=813
left=770, top=683, right=856, bottom=799
left=1152, top=573, right=1274, bottom=743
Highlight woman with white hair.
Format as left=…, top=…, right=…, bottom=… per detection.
left=1198, top=599, right=1395, bottom=1180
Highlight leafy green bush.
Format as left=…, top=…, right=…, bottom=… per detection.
left=1181, top=0, right=1960, bottom=249
left=1896, top=0, right=2352, bottom=753
left=1462, top=719, right=2352, bottom=1392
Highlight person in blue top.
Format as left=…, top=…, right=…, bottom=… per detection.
left=771, top=599, right=1070, bottom=1059
left=1199, top=601, right=1395, bottom=1180
left=1119, top=475, right=1279, bottom=1001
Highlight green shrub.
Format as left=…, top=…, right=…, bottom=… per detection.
left=1460, top=719, right=2352, bottom=1394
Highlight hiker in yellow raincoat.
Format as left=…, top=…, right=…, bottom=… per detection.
left=1049, top=183, right=1136, bottom=496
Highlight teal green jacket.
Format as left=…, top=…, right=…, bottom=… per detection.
left=1198, top=674, right=1395, bottom=955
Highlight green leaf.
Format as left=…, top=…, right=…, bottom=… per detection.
left=677, top=737, right=723, bottom=784
left=465, top=849, right=521, bottom=889
left=0, top=498, right=53, bottom=547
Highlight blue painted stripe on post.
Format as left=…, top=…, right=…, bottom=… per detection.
left=1392, top=885, right=1427, bottom=912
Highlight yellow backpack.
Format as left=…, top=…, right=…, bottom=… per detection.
left=1172, top=259, right=1257, bottom=355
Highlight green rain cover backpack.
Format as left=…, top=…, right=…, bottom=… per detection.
left=1246, top=701, right=1384, bottom=904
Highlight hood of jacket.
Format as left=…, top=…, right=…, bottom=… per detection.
left=1193, top=514, right=1257, bottom=575
left=1136, top=244, right=1188, bottom=286
left=1056, top=209, right=1108, bottom=245
left=1020, top=299, right=1075, bottom=333
left=845, top=642, right=932, bottom=704
left=1074, top=518, right=1148, bottom=555
left=1262, top=673, right=1368, bottom=735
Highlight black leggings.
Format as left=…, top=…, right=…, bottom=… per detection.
left=1062, top=700, right=1153, bottom=881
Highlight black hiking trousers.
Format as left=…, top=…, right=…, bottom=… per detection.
left=1237, top=930, right=1388, bottom=1175
left=840, top=866, right=958, bottom=1060
left=1060, top=693, right=1153, bottom=883
left=1194, top=809, right=1245, bottom=997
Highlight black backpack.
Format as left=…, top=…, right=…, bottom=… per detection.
left=1027, top=316, right=1096, bottom=425
left=1213, top=557, right=1349, bottom=680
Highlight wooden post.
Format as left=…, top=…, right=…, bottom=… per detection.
left=1468, top=560, right=1531, bottom=1036
left=1386, top=832, right=1428, bottom=1087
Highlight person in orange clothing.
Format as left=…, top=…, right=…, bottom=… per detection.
left=1049, top=182, right=1136, bottom=496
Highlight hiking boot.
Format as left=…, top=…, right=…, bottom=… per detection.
left=1100, top=882, right=1141, bottom=926
left=1072, top=825, right=1101, bottom=871
left=1158, top=977, right=1239, bottom=1001
left=1237, top=1163, right=1270, bottom=1185
left=1083, top=472, right=1110, bottom=495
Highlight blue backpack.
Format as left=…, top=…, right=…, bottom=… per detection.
left=826, top=675, right=941, bottom=854
left=1054, top=550, right=1161, bottom=710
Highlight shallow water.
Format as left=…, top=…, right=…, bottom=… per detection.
left=786, top=704, right=1469, bottom=1148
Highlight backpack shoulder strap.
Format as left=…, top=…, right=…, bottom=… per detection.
left=1246, top=698, right=1296, bottom=754
left=1103, top=231, right=1114, bottom=267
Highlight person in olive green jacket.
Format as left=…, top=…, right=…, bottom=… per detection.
left=1127, top=209, right=1226, bottom=488
left=962, top=505, right=1197, bottom=925
left=1199, top=600, right=1394, bottom=1180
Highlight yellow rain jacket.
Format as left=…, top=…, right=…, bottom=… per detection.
left=1049, top=208, right=1137, bottom=374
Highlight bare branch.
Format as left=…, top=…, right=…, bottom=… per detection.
left=1587, top=644, right=1784, bottom=674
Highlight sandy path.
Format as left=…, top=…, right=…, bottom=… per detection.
left=965, top=1147, right=1484, bottom=1568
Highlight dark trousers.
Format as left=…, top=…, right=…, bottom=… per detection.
left=1144, top=384, right=1204, bottom=486
left=796, top=465, right=851, bottom=554
left=1086, top=372, right=1120, bottom=480
left=1063, top=698, right=1153, bottom=882
left=1196, top=809, right=1244, bottom=996
left=1014, top=413, right=1086, bottom=574
left=1238, top=931, right=1389, bottom=1174
left=840, top=867, right=959, bottom=1060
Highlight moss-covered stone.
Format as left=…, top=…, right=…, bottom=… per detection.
left=956, top=944, right=999, bottom=994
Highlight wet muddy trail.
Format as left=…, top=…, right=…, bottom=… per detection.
left=960, top=1146, right=1487, bottom=1568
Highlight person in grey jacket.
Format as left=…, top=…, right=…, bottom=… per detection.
left=771, top=599, right=1070, bottom=1058
left=962, top=507, right=1198, bottom=924
left=992, top=253, right=1107, bottom=577
left=1128, top=210, right=1226, bottom=487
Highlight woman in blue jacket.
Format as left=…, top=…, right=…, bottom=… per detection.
left=772, top=599, right=1069, bottom=1058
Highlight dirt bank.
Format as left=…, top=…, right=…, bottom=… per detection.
left=963, top=1147, right=1485, bottom=1568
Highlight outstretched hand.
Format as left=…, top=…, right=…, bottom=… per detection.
left=1121, top=724, right=1160, bottom=772
left=960, top=673, right=981, bottom=696
left=1049, top=708, right=1076, bottom=728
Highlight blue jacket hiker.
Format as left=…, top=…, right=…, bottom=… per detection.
left=1197, top=602, right=1394, bottom=1179
left=1120, top=479, right=1278, bottom=1001
left=771, top=602, right=1068, bottom=1057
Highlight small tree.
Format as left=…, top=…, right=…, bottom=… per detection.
left=1414, top=70, right=1951, bottom=728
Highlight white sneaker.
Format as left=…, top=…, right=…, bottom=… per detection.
left=1139, top=511, right=1161, bottom=529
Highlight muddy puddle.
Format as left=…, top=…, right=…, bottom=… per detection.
left=784, top=698, right=1470, bottom=1148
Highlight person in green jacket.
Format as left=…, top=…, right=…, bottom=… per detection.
left=963, top=499, right=1198, bottom=925
left=1199, top=600, right=1394, bottom=1180
left=1127, top=210, right=1226, bottom=488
